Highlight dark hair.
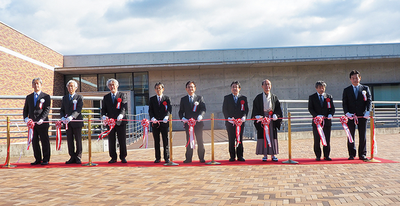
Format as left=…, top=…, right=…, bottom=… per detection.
left=154, top=82, right=164, bottom=89
left=230, top=81, right=241, bottom=88
left=185, top=81, right=196, bottom=88
left=261, top=79, right=271, bottom=85
left=315, top=80, right=327, bottom=88
left=349, top=70, right=361, bottom=78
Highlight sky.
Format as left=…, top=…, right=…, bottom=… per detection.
left=1, top=0, right=399, bottom=55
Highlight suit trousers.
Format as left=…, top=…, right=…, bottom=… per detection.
left=312, top=120, right=331, bottom=158
left=32, top=126, right=50, bottom=162
left=108, top=124, right=127, bottom=160
left=184, top=123, right=205, bottom=161
left=66, top=126, right=82, bottom=160
left=226, top=123, right=244, bottom=159
left=347, top=118, right=367, bottom=158
left=152, top=123, right=169, bottom=161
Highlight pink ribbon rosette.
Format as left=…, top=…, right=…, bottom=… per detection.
left=234, top=118, right=243, bottom=147
left=340, top=115, right=354, bottom=143
left=326, top=98, right=331, bottom=108
left=163, top=101, right=168, bottom=111
left=193, top=101, right=199, bottom=112
left=98, top=118, right=116, bottom=141
left=116, top=98, right=122, bottom=109
left=39, top=99, right=45, bottom=109
left=362, top=90, right=367, bottom=101
left=240, top=100, right=245, bottom=111
left=139, top=118, right=150, bottom=148
left=261, top=117, right=271, bottom=148
left=313, top=116, right=327, bottom=146
left=26, top=120, right=35, bottom=150
left=73, top=99, right=77, bottom=110
left=55, top=120, right=63, bottom=150
left=186, top=118, right=196, bottom=149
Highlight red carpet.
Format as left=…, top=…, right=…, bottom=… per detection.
left=2, top=157, right=397, bottom=169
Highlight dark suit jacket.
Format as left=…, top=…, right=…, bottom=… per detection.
left=149, top=95, right=172, bottom=121
left=342, top=84, right=372, bottom=116
left=101, top=92, right=128, bottom=126
left=60, top=93, right=84, bottom=128
left=222, top=94, right=249, bottom=127
left=251, top=92, right=283, bottom=135
left=178, top=94, right=206, bottom=126
left=308, top=92, right=335, bottom=117
left=23, top=91, right=51, bottom=127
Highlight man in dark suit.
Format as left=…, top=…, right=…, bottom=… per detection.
left=23, top=77, right=51, bottom=165
left=101, top=78, right=128, bottom=163
left=251, top=79, right=283, bottom=162
left=60, top=80, right=84, bottom=164
left=178, top=81, right=206, bottom=163
left=342, top=70, right=372, bottom=160
left=148, top=82, right=172, bottom=163
left=222, top=81, right=249, bottom=162
left=308, top=81, right=335, bottom=161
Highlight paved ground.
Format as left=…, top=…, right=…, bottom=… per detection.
left=1, top=130, right=399, bottom=205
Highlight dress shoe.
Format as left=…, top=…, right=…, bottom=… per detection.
left=348, top=156, right=355, bottom=160
left=154, top=159, right=161, bottom=163
left=108, top=159, right=117, bottom=163
left=271, top=156, right=278, bottom=162
left=200, top=159, right=206, bottom=163
left=183, top=160, right=192, bottom=163
left=262, top=156, right=267, bottom=162
left=31, top=161, right=41, bottom=165
left=315, top=157, right=321, bottom=161
left=75, top=159, right=82, bottom=164
left=238, top=158, right=245, bottom=162
left=165, top=159, right=170, bottom=163
left=121, top=159, right=127, bottom=163
left=324, top=157, right=332, bottom=161
left=41, top=161, right=49, bottom=165
left=65, top=158, right=76, bottom=164
left=229, top=158, right=235, bottom=162
left=359, top=156, right=368, bottom=160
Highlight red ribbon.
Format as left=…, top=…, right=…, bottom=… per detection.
left=313, top=116, right=327, bottom=146
left=371, top=117, right=377, bottom=154
left=116, top=98, right=122, bottom=109
left=261, top=117, right=271, bottom=148
left=340, top=115, right=354, bottom=143
left=233, top=118, right=243, bottom=147
left=98, top=118, right=116, bottom=140
left=163, top=101, right=168, bottom=111
left=55, top=121, right=63, bottom=150
left=186, top=118, right=196, bottom=149
left=362, top=91, right=367, bottom=101
left=240, top=100, right=245, bottom=111
left=39, top=99, right=44, bottom=109
left=26, top=120, right=35, bottom=150
left=326, top=98, right=331, bottom=108
left=193, top=102, right=198, bottom=112
left=140, top=118, right=150, bottom=148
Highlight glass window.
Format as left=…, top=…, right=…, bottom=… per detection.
left=116, top=73, right=133, bottom=91
left=134, top=72, right=149, bottom=95
left=98, top=74, right=115, bottom=91
left=81, top=74, right=98, bottom=92
left=371, top=83, right=400, bottom=108
left=135, top=95, right=149, bottom=107
left=64, top=75, right=80, bottom=94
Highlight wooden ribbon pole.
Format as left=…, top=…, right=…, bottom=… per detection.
left=83, top=116, right=98, bottom=166
left=164, top=114, right=178, bottom=166
left=2, top=117, right=16, bottom=168
left=206, top=113, right=220, bottom=165
left=283, top=112, right=298, bottom=164
left=367, top=111, right=380, bottom=162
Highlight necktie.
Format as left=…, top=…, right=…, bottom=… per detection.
left=158, top=97, right=161, bottom=105
left=319, top=95, right=324, bottom=107
left=112, top=94, right=115, bottom=103
left=234, top=96, right=237, bottom=104
left=354, top=86, right=358, bottom=99
left=69, top=95, right=72, bottom=101
left=190, top=96, right=193, bottom=106
left=34, top=93, right=38, bottom=106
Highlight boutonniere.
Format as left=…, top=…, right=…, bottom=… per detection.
left=116, top=98, right=122, bottom=109
left=163, top=101, right=168, bottom=111
left=39, top=99, right=45, bottom=109
left=326, top=98, right=331, bottom=108
left=193, top=101, right=199, bottom=112
left=73, top=99, right=77, bottom=110
left=240, top=100, right=245, bottom=111
left=362, top=90, right=367, bottom=101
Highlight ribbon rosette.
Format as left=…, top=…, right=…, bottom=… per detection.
left=268, top=110, right=273, bottom=118
left=116, top=98, right=122, bottom=109
left=313, top=116, right=327, bottom=146
left=163, top=101, right=168, bottom=111
left=261, top=117, right=271, bottom=148
left=55, top=121, right=63, bottom=150
left=73, top=99, right=77, bottom=110
left=140, top=118, right=150, bottom=148
left=98, top=118, right=116, bottom=140
left=193, top=101, right=199, bottom=112
left=39, top=99, right=45, bottom=109
left=186, top=118, right=196, bottom=149
left=326, top=98, right=331, bottom=108
left=340, top=115, right=354, bottom=143
left=26, top=120, right=35, bottom=150
left=362, top=90, right=367, bottom=101
left=234, top=118, right=243, bottom=147
left=240, top=100, right=245, bottom=111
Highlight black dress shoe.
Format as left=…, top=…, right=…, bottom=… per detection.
left=271, top=156, right=278, bottom=162
left=324, top=157, right=332, bottom=161
left=183, top=160, right=192, bottom=163
left=108, top=159, right=117, bottom=163
left=154, top=159, right=161, bottom=163
left=238, top=158, right=245, bottom=162
left=165, top=159, right=170, bottom=163
left=316, top=157, right=321, bottom=161
left=31, top=161, right=41, bottom=165
left=348, top=156, right=355, bottom=160
left=229, top=158, right=235, bottom=162
left=65, top=158, right=76, bottom=164
left=359, top=156, right=368, bottom=160
left=75, top=158, right=82, bottom=164
left=41, top=161, right=49, bottom=165
left=200, top=159, right=206, bottom=163
left=121, top=159, right=127, bottom=163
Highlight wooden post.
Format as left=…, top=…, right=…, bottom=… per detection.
left=206, top=113, right=220, bottom=165
left=283, top=112, right=298, bottom=164
left=2, top=117, right=16, bottom=168
left=164, top=114, right=178, bottom=166
left=83, top=116, right=98, bottom=166
left=367, top=111, right=380, bottom=162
